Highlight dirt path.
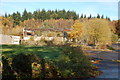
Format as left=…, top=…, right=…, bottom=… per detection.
left=85, top=50, right=119, bottom=60
left=85, top=43, right=120, bottom=79
left=96, top=60, right=119, bottom=79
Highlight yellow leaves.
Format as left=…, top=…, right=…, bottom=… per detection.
left=82, top=18, right=113, bottom=45
left=10, top=26, right=23, bottom=36
left=32, top=62, right=42, bottom=78
left=1, top=16, right=14, bottom=27
left=67, top=31, right=79, bottom=39
left=67, top=20, right=83, bottom=40
left=72, top=20, right=82, bottom=30
left=47, top=32, right=56, bottom=37
left=1, top=17, right=8, bottom=25
left=45, top=63, right=50, bottom=69
left=67, top=18, right=114, bottom=45
left=72, top=20, right=83, bottom=33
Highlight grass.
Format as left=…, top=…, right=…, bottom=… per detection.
left=1, top=45, right=101, bottom=79
left=1, top=45, right=63, bottom=59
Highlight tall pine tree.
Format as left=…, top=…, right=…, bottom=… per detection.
left=22, top=9, right=28, bottom=21
left=80, top=14, right=83, bottom=18
left=88, top=14, right=92, bottom=19
left=84, top=14, right=86, bottom=18
left=108, top=17, right=111, bottom=21
left=101, top=15, right=104, bottom=19
left=106, top=16, right=108, bottom=20
left=97, top=14, right=100, bottom=18
left=5, top=13, right=7, bottom=18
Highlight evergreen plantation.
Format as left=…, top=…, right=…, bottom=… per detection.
left=4, top=9, right=111, bottom=26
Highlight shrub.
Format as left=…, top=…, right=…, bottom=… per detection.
left=111, top=34, right=118, bottom=43
left=12, top=53, right=41, bottom=79
left=2, top=45, right=100, bottom=79
left=53, top=46, right=97, bottom=78
left=2, top=56, right=16, bottom=79
left=44, top=40, right=54, bottom=46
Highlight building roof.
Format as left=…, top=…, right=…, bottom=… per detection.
left=24, top=28, right=73, bottom=32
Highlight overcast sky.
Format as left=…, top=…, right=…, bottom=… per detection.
left=0, top=0, right=119, bottom=20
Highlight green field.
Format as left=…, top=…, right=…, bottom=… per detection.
left=1, top=45, right=101, bottom=79
left=1, top=45, right=63, bottom=59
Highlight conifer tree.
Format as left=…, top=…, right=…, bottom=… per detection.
left=108, top=17, right=111, bottom=21
left=97, top=14, right=100, bottom=18
left=33, top=11, right=38, bottom=20
left=41, top=9, right=46, bottom=20
left=80, top=14, right=83, bottom=18
left=106, top=16, right=108, bottom=20
left=88, top=14, right=92, bottom=19
left=101, top=15, right=104, bottom=19
left=84, top=14, right=86, bottom=18
left=90, top=14, right=92, bottom=18
left=5, top=13, right=7, bottom=18
left=27, top=12, right=32, bottom=19
left=7, top=9, right=79, bottom=21
left=22, top=9, right=28, bottom=21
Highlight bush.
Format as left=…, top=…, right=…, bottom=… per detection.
left=53, top=46, right=98, bottom=78
left=2, top=56, right=16, bottom=79
left=12, top=53, right=41, bottom=79
left=111, top=34, right=118, bottom=43
left=2, top=45, right=100, bottom=79
left=44, top=40, right=54, bottom=46
left=21, top=39, right=47, bottom=46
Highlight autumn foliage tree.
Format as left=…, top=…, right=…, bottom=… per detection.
left=81, top=19, right=114, bottom=48
left=113, top=20, right=120, bottom=37
left=0, top=16, right=23, bottom=36
left=67, top=20, right=83, bottom=42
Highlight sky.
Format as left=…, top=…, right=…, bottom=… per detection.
left=0, top=1, right=119, bottom=20
left=1, top=0, right=119, bottom=2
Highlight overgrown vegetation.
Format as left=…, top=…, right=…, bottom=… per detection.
left=112, top=20, right=120, bottom=37
left=66, top=19, right=116, bottom=48
left=1, top=15, right=117, bottom=48
left=1, top=45, right=101, bottom=79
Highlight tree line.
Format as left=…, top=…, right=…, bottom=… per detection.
left=5, top=9, right=79, bottom=26
left=4, top=9, right=111, bottom=26
left=80, top=14, right=111, bottom=21
left=67, top=19, right=117, bottom=48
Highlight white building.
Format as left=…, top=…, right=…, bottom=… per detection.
left=0, top=34, right=20, bottom=45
